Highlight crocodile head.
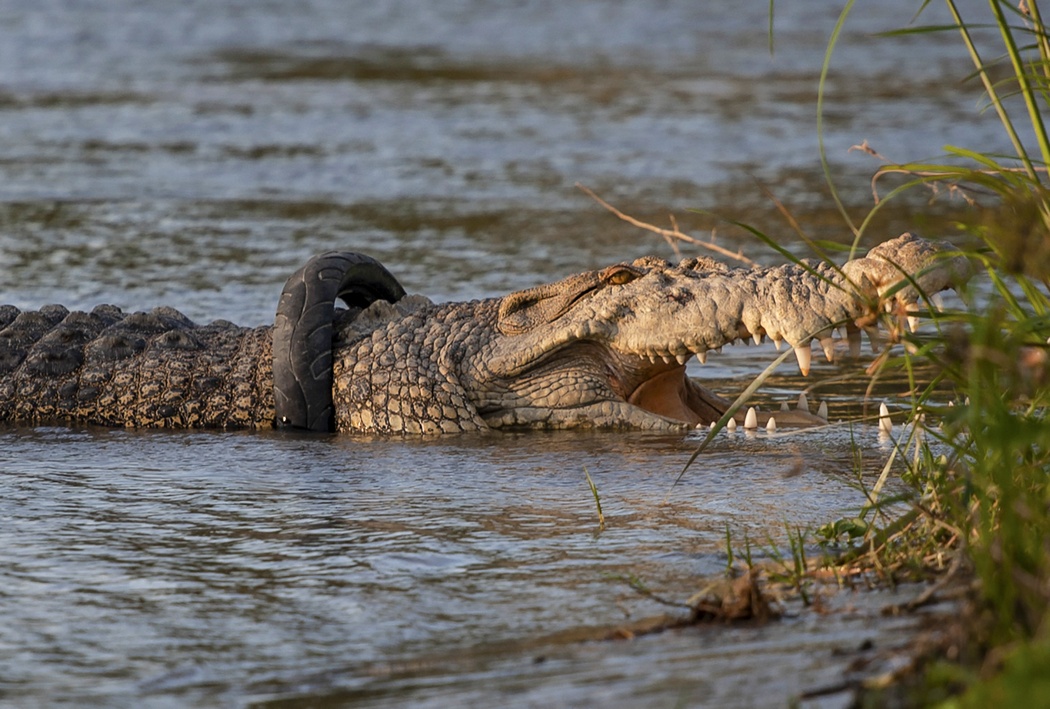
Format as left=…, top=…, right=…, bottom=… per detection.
left=464, top=233, right=970, bottom=430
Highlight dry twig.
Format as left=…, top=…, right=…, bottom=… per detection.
left=576, top=182, right=758, bottom=267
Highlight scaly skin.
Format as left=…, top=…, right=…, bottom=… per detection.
left=0, top=234, right=969, bottom=433
left=328, top=233, right=970, bottom=433
left=0, top=304, right=274, bottom=428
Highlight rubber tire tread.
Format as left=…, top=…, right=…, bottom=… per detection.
left=273, top=251, right=406, bottom=432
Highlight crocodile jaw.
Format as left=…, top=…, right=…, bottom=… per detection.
left=478, top=233, right=971, bottom=431
left=477, top=343, right=737, bottom=430
left=478, top=343, right=823, bottom=431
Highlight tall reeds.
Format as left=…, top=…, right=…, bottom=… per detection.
left=822, top=0, right=1050, bottom=698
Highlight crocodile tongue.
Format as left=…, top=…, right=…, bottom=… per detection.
left=626, top=365, right=727, bottom=425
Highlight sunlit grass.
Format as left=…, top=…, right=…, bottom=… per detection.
left=678, top=0, right=1050, bottom=701
left=813, top=0, right=1050, bottom=701
left=603, top=1, right=1050, bottom=699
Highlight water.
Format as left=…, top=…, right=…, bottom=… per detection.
left=0, top=0, right=984, bottom=705
left=2, top=425, right=932, bottom=707
left=0, top=0, right=1000, bottom=319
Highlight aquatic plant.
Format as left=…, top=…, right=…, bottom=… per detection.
left=583, top=467, right=606, bottom=531
left=811, top=0, right=1050, bottom=700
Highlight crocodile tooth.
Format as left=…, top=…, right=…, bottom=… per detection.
left=817, top=400, right=828, bottom=420
left=847, top=326, right=862, bottom=358
left=772, top=337, right=782, bottom=352
left=697, top=350, right=707, bottom=364
left=780, top=401, right=790, bottom=412
left=863, top=325, right=882, bottom=353
left=726, top=417, right=737, bottom=431
left=766, top=417, right=776, bottom=433
left=819, top=336, right=835, bottom=363
left=797, top=392, right=809, bottom=413
left=744, top=406, right=758, bottom=429
left=713, top=346, right=722, bottom=354
left=907, top=303, right=921, bottom=333
left=794, top=344, right=811, bottom=376
left=675, top=353, right=688, bottom=366
left=932, top=293, right=945, bottom=312
left=752, top=332, right=763, bottom=346
left=878, top=402, right=893, bottom=434
left=662, top=355, right=672, bottom=364
left=709, top=421, right=716, bottom=430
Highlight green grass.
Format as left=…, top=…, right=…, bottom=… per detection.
left=819, top=0, right=1050, bottom=701
left=583, top=467, right=606, bottom=531
left=698, top=0, right=1050, bottom=702
left=662, top=1, right=1050, bottom=700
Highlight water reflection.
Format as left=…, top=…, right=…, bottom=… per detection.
left=0, top=0, right=980, bottom=704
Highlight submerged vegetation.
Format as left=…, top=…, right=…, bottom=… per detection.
left=757, top=0, right=1050, bottom=702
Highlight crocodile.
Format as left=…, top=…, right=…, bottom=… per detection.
left=0, top=233, right=968, bottom=434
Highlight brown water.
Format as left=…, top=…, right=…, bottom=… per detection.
left=0, top=0, right=988, bottom=706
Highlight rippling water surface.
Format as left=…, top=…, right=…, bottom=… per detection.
left=3, top=425, right=931, bottom=707
left=0, top=0, right=985, bottom=705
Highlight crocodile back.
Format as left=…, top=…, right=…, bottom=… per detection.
left=0, top=305, right=276, bottom=429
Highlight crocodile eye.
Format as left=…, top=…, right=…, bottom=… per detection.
left=602, top=266, right=641, bottom=286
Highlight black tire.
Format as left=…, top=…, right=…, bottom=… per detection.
left=273, top=251, right=406, bottom=432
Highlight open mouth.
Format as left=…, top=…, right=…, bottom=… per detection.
left=612, top=347, right=828, bottom=428
left=504, top=340, right=831, bottom=430
left=625, top=363, right=728, bottom=425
